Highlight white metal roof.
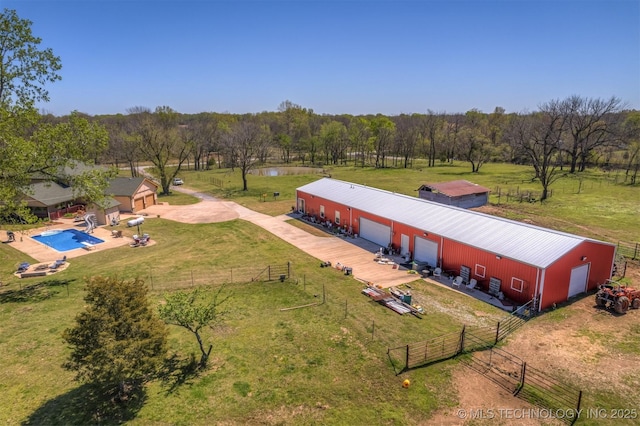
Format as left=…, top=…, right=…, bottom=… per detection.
left=297, top=178, right=610, bottom=268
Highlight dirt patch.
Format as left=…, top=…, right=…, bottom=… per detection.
left=500, top=291, right=640, bottom=398
left=427, top=368, right=563, bottom=425
left=426, top=261, right=640, bottom=425
left=443, top=263, right=640, bottom=424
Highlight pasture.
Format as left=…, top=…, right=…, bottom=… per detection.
left=1, top=162, right=639, bottom=425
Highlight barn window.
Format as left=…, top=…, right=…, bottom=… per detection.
left=335, top=210, right=341, bottom=225
left=511, top=278, right=524, bottom=293
left=320, top=205, right=325, bottom=218
left=474, top=264, right=486, bottom=278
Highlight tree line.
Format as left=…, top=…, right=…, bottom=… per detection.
left=2, top=6, right=639, bottom=225
left=66, top=96, right=638, bottom=200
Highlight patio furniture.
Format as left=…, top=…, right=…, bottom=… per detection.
left=466, top=278, right=477, bottom=292
left=17, top=262, right=30, bottom=273
left=50, top=256, right=67, bottom=270
left=21, top=271, right=48, bottom=278
left=81, top=242, right=95, bottom=250
left=452, top=276, right=463, bottom=288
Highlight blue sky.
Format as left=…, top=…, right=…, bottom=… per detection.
left=5, top=0, right=639, bottom=116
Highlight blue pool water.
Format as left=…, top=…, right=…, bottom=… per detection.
left=32, top=229, right=105, bottom=252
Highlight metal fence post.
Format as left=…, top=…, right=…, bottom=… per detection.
left=576, top=390, right=583, bottom=416
left=405, top=344, right=410, bottom=371
left=459, top=325, right=466, bottom=354
left=515, top=361, right=526, bottom=396
left=495, top=321, right=501, bottom=344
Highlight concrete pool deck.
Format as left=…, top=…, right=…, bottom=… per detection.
left=4, top=216, right=137, bottom=263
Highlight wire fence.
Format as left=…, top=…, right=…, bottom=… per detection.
left=387, top=299, right=582, bottom=424
left=143, top=263, right=292, bottom=293
left=194, top=173, right=225, bottom=188
left=387, top=300, right=536, bottom=372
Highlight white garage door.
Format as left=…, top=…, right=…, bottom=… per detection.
left=414, top=236, right=438, bottom=267
left=359, top=218, right=391, bottom=247
left=567, top=263, right=589, bottom=298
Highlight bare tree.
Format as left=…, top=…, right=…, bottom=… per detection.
left=458, top=109, right=493, bottom=173
left=103, top=114, right=142, bottom=176
left=393, top=114, right=420, bottom=168
left=505, top=101, right=567, bottom=201
left=181, top=113, right=217, bottom=171
left=370, top=115, right=395, bottom=168
left=224, top=118, right=270, bottom=191
left=562, top=95, right=624, bottom=172
left=348, top=117, right=371, bottom=168
left=128, top=106, right=193, bottom=195
left=442, top=114, right=463, bottom=163
left=621, top=111, right=640, bottom=183
left=421, top=110, right=445, bottom=167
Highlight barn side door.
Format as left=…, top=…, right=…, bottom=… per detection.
left=568, top=263, right=589, bottom=298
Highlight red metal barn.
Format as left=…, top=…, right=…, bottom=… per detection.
left=296, top=178, right=616, bottom=312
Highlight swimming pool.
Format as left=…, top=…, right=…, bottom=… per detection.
left=32, top=229, right=105, bottom=252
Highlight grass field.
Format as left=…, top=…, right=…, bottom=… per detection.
left=0, top=219, right=505, bottom=425
left=175, top=161, right=640, bottom=244
left=1, top=161, right=639, bottom=424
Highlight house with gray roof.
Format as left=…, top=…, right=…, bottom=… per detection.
left=104, top=177, right=158, bottom=213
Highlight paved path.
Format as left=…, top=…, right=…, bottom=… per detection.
left=142, top=188, right=418, bottom=288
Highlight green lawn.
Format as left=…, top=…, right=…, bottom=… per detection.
left=175, top=161, right=640, bottom=244
left=1, top=161, right=638, bottom=424
left=0, top=218, right=505, bottom=425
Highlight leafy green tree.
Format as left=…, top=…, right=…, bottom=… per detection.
left=319, top=120, right=348, bottom=165
left=0, top=8, right=61, bottom=108
left=63, top=277, right=168, bottom=399
left=0, top=9, right=113, bottom=223
left=276, top=100, right=311, bottom=163
left=158, top=287, right=228, bottom=368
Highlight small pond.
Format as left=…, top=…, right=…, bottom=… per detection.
left=249, top=167, right=325, bottom=176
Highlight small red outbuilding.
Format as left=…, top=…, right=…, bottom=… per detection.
left=296, top=178, right=616, bottom=311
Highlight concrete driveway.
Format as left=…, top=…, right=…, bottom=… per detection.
left=140, top=188, right=419, bottom=288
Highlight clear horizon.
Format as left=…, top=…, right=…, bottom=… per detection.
left=6, top=0, right=640, bottom=116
